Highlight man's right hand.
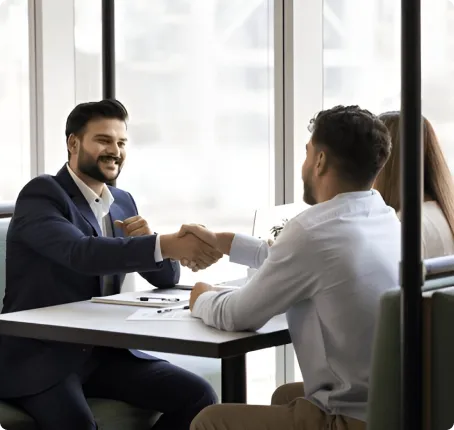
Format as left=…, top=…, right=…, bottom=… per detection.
left=177, top=224, right=234, bottom=255
left=159, top=232, right=222, bottom=271
left=176, top=224, right=235, bottom=271
left=177, top=224, right=218, bottom=248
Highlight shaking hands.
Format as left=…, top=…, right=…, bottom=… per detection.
left=176, top=224, right=235, bottom=272
left=115, top=216, right=233, bottom=272
left=176, top=224, right=217, bottom=271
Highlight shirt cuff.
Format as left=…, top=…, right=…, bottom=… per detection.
left=154, top=234, right=163, bottom=263
left=192, top=291, right=219, bottom=322
left=229, top=233, right=267, bottom=268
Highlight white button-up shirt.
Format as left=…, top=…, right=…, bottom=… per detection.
left=192, top=190, right=401, bottom=422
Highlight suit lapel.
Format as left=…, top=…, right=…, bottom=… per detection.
left=55, top=165, right=104, bottom=294
left=55, top=165, right=102, bottom=237
left=109, top=202, right=125, bottom=238
left=72, top=195, right=102, bottom=237
left=108, top=201, right=126, bottom=293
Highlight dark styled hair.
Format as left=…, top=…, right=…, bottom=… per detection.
left=65, top=99, right=128, bottom=160
left=375, top=112, right=454, bottom=236
left=308, top=105, right=392, bottom=186
left=65, top=99, right=128, bottom=141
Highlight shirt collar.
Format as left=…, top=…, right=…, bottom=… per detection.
left=331, top=190, right=375, bottom=201
left=66, top=164, right=114, bottom=216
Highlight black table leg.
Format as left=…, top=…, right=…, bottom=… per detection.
left=221, top=354, right=247, bottom=403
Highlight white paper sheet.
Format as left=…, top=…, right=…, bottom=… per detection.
left=126, top=308, right=198, bottom=321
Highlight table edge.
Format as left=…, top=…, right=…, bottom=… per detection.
left=0, top=319, right=291, bottom=358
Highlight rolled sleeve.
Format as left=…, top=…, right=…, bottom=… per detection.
left=229, top=233, right=269, bottom=269
left=192, top=291, right=222, bottom=326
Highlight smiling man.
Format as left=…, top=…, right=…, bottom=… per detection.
left=0, top=100, right=219, bottom=430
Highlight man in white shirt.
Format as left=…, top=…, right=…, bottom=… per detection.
left=182, top=105, right=401, bottom=430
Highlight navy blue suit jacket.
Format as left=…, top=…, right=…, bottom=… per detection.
left=0, top=165, right=180, bottom=398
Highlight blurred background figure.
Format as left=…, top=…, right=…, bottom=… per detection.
left=375, top=112, right=454, bottom=258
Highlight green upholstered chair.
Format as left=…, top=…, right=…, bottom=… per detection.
left=367, top=288, right=402, bottom=430
left=367, top=284, right=454, bottom=430
left=429, top=287, right=454, bottom=430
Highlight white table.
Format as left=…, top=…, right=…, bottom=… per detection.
left=0, top=300, right=291, bottom=403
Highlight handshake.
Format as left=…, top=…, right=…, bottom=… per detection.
left=162, top=224, right=233, bottom=272
left=114, top=217, right=232, bottom=272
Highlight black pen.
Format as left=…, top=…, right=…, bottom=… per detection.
left=138, top=297, right=179, bottom=302
left=157, top=305, right=190, bottom=314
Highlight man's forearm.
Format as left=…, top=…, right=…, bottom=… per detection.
left=140, top=259, right=180, bottom=288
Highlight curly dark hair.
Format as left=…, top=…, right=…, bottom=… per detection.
left=308, top=105, right=391, bottom=186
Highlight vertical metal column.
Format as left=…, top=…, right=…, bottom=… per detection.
left=400, top=0, right=423, bottom=429
left=102, top=0, right=115, bottom=99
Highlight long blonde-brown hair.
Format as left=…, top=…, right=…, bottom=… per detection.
left=375, top=111, right=454, bottom=236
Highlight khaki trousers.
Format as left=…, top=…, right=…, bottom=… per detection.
left=190, top=382, right=366, bottom=430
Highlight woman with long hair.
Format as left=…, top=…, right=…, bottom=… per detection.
left=375, top=112, right=454, bottom=258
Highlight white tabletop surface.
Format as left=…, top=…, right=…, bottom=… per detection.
left=0, top=300, right=290, bottom=358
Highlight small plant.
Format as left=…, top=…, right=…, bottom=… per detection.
left=270, top=218, right=288, bottom=240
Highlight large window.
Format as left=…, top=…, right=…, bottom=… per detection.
left=323, top=0, right=399, bottom=112
left=75, top=0, right=276, bottom=404
left=75, top=0, right=274, bottom=286
left=323, top=0, right=454, bottom=168
left=0, top=0, right=30, bottom=200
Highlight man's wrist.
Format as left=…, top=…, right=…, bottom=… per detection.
left=216, top=232, right=235, bottom=255
left=159, top=233, right=177, bottom=260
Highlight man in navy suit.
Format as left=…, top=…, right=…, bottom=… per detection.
left=0, top=100, right=220, bottom=430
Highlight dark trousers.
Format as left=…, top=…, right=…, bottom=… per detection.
left=10, top=347, right=217, bottom=430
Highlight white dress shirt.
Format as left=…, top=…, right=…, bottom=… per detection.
left=66, top=165, right=163, bottom=264
left=192, top=190, right=401, bottom=422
